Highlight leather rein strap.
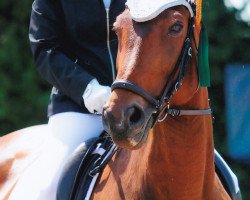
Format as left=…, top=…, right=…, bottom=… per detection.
left=111, top=18, right=212, bottom=125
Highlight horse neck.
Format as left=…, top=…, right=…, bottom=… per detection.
left=145, top=88, right=216, bottom=199
left=124, top=59, right=230, bottom=199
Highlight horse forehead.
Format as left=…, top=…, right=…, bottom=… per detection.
left=126, top=0, right=194, bottom=22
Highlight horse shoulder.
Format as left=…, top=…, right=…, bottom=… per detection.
left=92, top=149, right=134, bottom=199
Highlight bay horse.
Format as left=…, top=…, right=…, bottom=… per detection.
left=0, top=0, right=241, bottom=200
left=92, top=0, right=240, bottom=199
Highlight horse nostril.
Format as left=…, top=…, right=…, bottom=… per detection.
left=126, top=105, right=144, bottom=125
left=102, top=107, right=113, bottom=133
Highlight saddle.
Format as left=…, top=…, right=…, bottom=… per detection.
left=56, top=135, right=241, bottom=200
left=56, top=133, right=116, bottom=200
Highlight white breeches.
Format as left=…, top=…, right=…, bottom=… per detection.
left=9, top=112, right=103, bottom=200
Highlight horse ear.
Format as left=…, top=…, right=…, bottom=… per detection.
left=193, top=0, right=202, bottom=44
left=195, top=0, right=202, bottom=29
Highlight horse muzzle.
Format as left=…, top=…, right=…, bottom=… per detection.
left=102, top=100, right=154, bottom=149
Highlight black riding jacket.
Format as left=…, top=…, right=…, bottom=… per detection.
left=29, top=0, right=126, bottom=116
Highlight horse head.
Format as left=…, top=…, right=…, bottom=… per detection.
left=103, top=0, right=202, bottom=149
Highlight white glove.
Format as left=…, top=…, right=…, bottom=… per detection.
left=82, top=79, right=111, bottom=114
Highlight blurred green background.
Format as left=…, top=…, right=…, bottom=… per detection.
left=0, top=0, right=249, bottom=198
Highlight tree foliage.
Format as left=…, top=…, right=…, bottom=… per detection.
left=0, top=0, right=50, bottom=134
left=203, top=0, right=250, bottom=149
left=202, top=1, right=250, bottom=198
left=0, top=0, right=249, bottom=198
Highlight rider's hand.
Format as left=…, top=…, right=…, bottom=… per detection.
left=82, top=79, right=111, bottom=114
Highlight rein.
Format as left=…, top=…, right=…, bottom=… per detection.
left=111, top=17, right=211, bottom=126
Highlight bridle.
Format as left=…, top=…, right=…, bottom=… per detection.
left=111, top=7, right=211, bottom=127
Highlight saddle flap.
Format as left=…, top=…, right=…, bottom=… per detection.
left=56, top=137, right=99, bottom=200
left=56, top=134, right=116, bottom=200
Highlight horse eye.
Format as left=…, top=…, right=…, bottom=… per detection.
left=168, top=23, right=183, bottom=34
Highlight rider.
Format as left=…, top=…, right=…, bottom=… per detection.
left=9, top=0, right=126, bottom=199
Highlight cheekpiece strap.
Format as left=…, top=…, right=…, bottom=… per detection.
left=187, top=0, right=196, bottom=16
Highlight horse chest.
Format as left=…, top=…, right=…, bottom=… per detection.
left=92, top=149, right=153, bottom=200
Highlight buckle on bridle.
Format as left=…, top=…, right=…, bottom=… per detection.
left=188, top=47, right=192, bottom=57
left=157, top=103, right=170, bottom=122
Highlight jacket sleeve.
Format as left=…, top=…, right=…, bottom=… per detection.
left=29, top=0, right=95, bottom=107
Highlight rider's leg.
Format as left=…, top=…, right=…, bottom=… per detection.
left=48, top=112, right=103, bottom=151
left=9, top=112, right=103, bottom=200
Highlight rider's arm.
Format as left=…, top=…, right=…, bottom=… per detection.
left=29, top=0, right=95, bottom=108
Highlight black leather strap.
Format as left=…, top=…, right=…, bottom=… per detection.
left=111, top=80, right=160, bottom=109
